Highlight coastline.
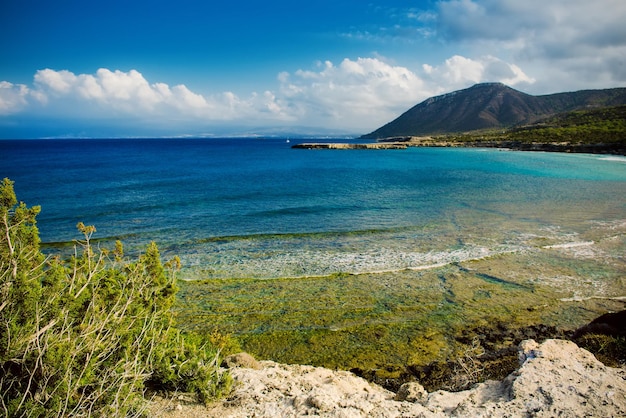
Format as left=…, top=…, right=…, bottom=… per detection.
left=293, top=136, right=626, bottom=155
left=149, top=337, right=626, bottom=417
left=291, top=142, right=409, bottom=149
left=173, top=176, right=626, bottom=406
left=176, top=229, right=626, bottom=391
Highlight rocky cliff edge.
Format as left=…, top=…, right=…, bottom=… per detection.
left=150, top=339, right=626, bottom=417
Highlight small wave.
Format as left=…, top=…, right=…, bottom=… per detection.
left=181, top=244, right=525, bottom=280
left=251, top=205, right=339, bottom=217
left=597, top=156, right=626, bottom=163
left=559, top=295, right=626, bottom=302
left=192, top=227, right=413, bottom=244
left=543, top=241, right=594, bottom=249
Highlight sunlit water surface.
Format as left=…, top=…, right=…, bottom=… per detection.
left=4, top=137, right=626, bottom=367
left=3, top=138, right=624, bottom=279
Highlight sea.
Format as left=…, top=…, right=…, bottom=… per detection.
left=2, top=137, right=626, bottom=281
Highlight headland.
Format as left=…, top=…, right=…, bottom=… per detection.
left=293, top=136, right=626, bottom=155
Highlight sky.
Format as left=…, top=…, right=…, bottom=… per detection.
left=1, top=0, right=625, bottom=138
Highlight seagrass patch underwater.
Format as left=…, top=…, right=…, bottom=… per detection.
left=174, top=214, right=626, bottom=373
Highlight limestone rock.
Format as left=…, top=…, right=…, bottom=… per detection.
left=222, top=352, right=263, bottom=370
left=428, top=339, right=626, bottom=417
left=395, top=382, right=428, bottom=404
left=151, top=339, right=626, bottom=417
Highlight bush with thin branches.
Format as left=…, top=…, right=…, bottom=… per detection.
left=0, top=178, right=231, bottom=417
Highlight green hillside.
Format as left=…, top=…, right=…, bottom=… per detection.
left=362, top=83, right=626, bottom=139
left=438, top=105, right=626, bottom=146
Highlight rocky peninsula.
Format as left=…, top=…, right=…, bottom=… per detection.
left=297, top=103, right=626, bottom=154
left=292, top=142, right=409, bottom=149
left=293, top=136, right=626, bottom=155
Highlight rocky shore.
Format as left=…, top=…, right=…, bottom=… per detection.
left=292, top=136, right=626, bottom=155
left=149, top=338, right=626, bottom=417
left=401, top=137, right=626, bottom=154
left=292, top=142, right=409, bottom=149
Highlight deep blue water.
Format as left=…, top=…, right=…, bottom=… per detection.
left=2, top=138, right=626, bottom=278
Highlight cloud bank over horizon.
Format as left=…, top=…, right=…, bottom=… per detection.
left=0, top=54, right=536, bottom=136
left=1, top=0, right=625, bottom=138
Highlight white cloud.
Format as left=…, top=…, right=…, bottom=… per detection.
left=436, top=0, right=626, bottom=46
left=273, top=56, right=534, bottom=129
left=10, top=63, right=427, bottom=130
left=277, top=57, right=428, bottom=128
left=364, top=1, right=625, bottom=94
left=422, top=55, right=534, bottom=90
left=34, top=68, right=174, bottom=112
left=170, top=84, right=209, bottom=111
left=27, top=68, right=295, bottom=124
left=434, top=0, right=626, bottom=92
left=0, top=54, right=538, bottom=133
left=0, top=82, right=28, bottom=114
left=34, top=69, right=76, bottom=94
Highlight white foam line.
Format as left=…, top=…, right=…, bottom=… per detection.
left=543, top=241, right=594, bottom=249
left=342, top=261, right=451, bottom=276
left=244, top=248, right=520, bottom=280
left=559, top=295, right=626, bottom=302
left=598, top=156, right=626, bottom=163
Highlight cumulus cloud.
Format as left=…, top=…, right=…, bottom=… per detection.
left=362, top=1, right=626, bottom=93
left=0, top=81, right=32, bottom=115
left=433, top=0, right=626, bottom=91
left=422, top=55, right=534, bottom=90
left=274, top=55, right=536, bottom=129
left=276, top=58, right=427, bottom=127
left=29, top=68, right=288, bottom=122
left=0, top=54, right=538, bottom=133
left=34, top=68, right=199, bottom=113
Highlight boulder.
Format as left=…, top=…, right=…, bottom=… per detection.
left=573, top=309, right=626, bottom=338
left=152, top=339, right=626, bottom=417
left=222, top=352, right=263, bottom=370
left=395, top=382, right=428, bottom=403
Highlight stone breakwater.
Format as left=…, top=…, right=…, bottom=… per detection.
left=150, top=339, right=626, bottom=417
left=292, top=142, right=409, bottom=149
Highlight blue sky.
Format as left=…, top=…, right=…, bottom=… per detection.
left=1, top=0, right=625, bottom=138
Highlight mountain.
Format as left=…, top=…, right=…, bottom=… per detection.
left=362, top=83, right=626, bottom=138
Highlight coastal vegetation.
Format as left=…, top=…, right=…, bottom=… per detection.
left=434, top=105, right=626, bottom=150
left=0, top=178, right=231, bottom=417
left=302, top=103, right=626, bottom=153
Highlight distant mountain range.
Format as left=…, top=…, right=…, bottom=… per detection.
left=362, top=83, right=626, bottom=138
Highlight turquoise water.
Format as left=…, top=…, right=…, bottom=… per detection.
left=1, top=138, right=625, bottom=279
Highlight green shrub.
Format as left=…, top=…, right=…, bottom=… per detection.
left=575, top=333, right=626, bottom=367
left=0, top=178, right=231, bottom=417
left=147, top=330, right=232, bottom=405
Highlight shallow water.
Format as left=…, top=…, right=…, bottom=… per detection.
left=2, top=138, right=626, bottom=368
left=6, top=138, right=624, bottom=278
